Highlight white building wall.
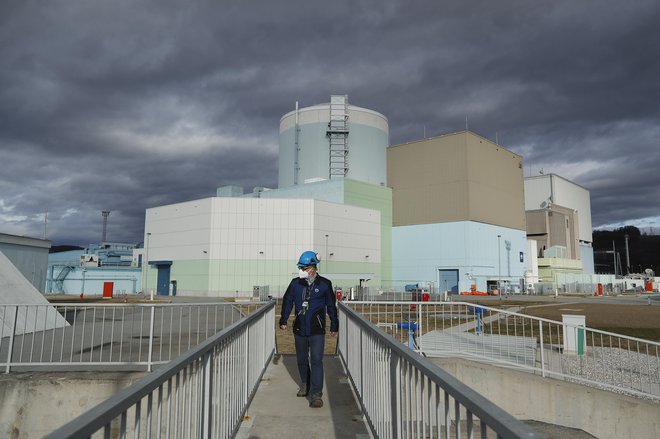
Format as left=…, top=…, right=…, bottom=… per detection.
left=580, top=244, right=595, bottom=275
left=526, top=239, right=539, bottom=288
left=552, top=176, right=592, bottom=243
left=146, top=198, right=214, bottom=262
left=524, top=174, right=592, bottom=243
left=314, top=201, right=381, bottom=263
left=145, top=197, right=381, bottom=297
left=209, top=197, right=315, bottom=262
left=0, top=234, right=51, bottom=292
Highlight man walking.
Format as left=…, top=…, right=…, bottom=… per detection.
left=279, top=251, right=338, bottom=408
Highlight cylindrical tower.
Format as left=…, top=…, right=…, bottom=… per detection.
left=278, top=95, right=389, bottom=189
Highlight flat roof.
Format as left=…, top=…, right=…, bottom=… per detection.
left=0, top=233, right=51, bottom=249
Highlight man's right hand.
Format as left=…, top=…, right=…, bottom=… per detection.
left=279, top=325, right=287, bottom=330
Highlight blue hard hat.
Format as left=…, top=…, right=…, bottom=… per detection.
left=297, top=251, right=320, bottom=268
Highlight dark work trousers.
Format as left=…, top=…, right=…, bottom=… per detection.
left=294, top=333, right=325, bottom=397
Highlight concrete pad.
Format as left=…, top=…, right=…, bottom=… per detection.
left=237, top=354, right=372, bottom=439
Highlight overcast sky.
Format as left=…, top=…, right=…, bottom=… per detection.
left=1, top=0, right=659, bottom=246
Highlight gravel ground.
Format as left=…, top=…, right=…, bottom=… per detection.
left=560, top=346, right=660, bottom=399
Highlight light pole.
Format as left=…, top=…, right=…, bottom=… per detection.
left=144, top=232, right=152, bottom=301
left=81, top=268, right=86, bottom=295
left=497, top=234, right=502, bottom=300
left=325, top=234, right=329, bottom=269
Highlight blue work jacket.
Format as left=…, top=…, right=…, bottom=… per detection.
left=280, top=275, right=338, bottom=336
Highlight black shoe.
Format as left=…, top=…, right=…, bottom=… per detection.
left=309, top=394, right=323, bottom=408
left=296, top=387, right=308, bottom=397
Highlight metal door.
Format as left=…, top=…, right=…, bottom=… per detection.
left=156, top=265, right=171, bottom=296
left=438, top=269, right=459, bottom=294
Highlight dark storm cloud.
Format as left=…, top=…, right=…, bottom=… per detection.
left=1, top=0, right=659, bottom=245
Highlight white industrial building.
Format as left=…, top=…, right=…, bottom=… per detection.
left=47, top=242, right=142, bottom=296
left=144, top=197, right=380, bottom=296
left=524, top=174, right=595, bottom=287
left=0, top=233, right=51, bottom=292
left=144, top=96, right=391, bottom=297
left=143, top=96, right=598, bottom=298
left=0, top=233, right=68, bottom=334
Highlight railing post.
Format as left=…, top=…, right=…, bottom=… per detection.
left=201, top=351, right=213, bottom=439
left=245, top=322, right=250, bottom=401
left=147, top=305, right=155, bottom=372
left=417, top=303, right=422, bottom=351
left=539, top=320, right=545, bottom=378
left=5, top=306, right=19, bottom=374
left=360, top=326, right=364, bottom=399
left=390, top=351, right=401, bottom=439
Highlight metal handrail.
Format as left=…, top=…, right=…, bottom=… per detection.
left=44, top=300, right=275, bottom=439
left=346, top=301, right=660, bottom=401
left=1, top=302, right=263, bottom=372
left=338, top=302, right=542, bottom=439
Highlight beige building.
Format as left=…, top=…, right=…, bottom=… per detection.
left=388, top=131, right=525, bottom=230
left=387, top=131, right=528, bottom=294
left=526, top=204, right=580, bottom=259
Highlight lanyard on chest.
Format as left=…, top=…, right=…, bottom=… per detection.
left=300, top=282, right=314, bottom=315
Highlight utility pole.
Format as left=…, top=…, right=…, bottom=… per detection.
left=101, top=211, right=110, bottom=242
left=144, top=232, right=152, bottom=300
left=497, top=235, right=502, bottom=300
left=624, top=234, right=630, bottom=274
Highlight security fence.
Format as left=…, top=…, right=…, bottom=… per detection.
left=1, top=302, right=264, bottom=372
left=338, top=302, right=543, bottom=439
left=44, top=300, right=275, bottom=439
left=346, top=301, right=660, bottom=401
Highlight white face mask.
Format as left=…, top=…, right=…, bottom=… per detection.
left=298, top=269, right=309, bottom=279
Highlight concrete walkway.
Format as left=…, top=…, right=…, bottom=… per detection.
left=237, top=354, right=372, bottom=439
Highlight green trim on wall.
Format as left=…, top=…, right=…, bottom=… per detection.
left=343, top=179, right=393, bottom=287
left=146, top=258, right=379, bottom=297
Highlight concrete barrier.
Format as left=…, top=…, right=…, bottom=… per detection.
left=432, top=357, right=660, bottom=439
left=0, top=371, right=145, bottom=438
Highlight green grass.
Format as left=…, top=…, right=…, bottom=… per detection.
left=595, top=327, right=660, bottom=343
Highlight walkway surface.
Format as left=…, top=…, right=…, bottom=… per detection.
left=236, top=354, right=372, bottom=439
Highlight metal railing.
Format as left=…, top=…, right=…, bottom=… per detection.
left=0, top=302, right=264, bottom=372
left=44, top=300, right=275, bottom=439
left=346, top=301, right=660, bottom=401
left=338, top=302, right=542, bottom=439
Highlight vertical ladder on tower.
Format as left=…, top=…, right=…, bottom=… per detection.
left=327, top=95, right=349, bottom=179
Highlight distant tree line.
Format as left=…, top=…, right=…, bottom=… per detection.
left=50, top=245, right=84, bottom=253
left=593, top=226, right=660, bottom=275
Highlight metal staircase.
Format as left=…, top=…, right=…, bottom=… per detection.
left=53, top=265, right=74, bottom=293
left=327, top=95, right=349, bottom=179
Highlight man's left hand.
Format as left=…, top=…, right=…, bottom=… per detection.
left=330, top=331, right=337, bottom=337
